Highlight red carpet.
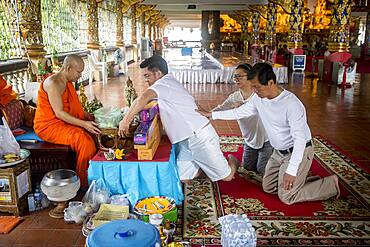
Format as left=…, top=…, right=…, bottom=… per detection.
left=179, top=136, right=370, bottom=246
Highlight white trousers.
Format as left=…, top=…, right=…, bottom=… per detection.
left=176, top=124, right=231, bottom=181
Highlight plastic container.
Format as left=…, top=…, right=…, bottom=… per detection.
left=86, top=219, right=160, bottom=247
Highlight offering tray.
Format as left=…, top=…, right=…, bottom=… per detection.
left=96, top=124, right=138, bottom=150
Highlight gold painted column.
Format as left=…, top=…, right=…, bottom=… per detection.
left=148, top=23, right=153, bottom=41
left=141, top=14, right=146, bottom=38
left=131, top=4, right=137, bottom=45
left=17, top=0, right=45, bottom=58
left=328, top=0, right=351, bottom=52
left=288, top=0, right=304, bottom=49
left=251, top=12, right=260, bottom=46
left=153, top=25, right=157, bottom=40
left=265, top=2, right=277, bottom=47
left=116, top=0, right=125, bottom=48
left=131, top=4, right=138, bottom=61
left=16, top=0, right=45, bottom=75
left=86, top=0, right=99, bottom=50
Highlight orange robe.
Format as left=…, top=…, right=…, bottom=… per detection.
left=0, top=75, right=17, bottom=107
left=34, top=81, right=96, bottom=188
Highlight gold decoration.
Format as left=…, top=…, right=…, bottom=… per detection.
left=86, top=0, right=99, bottom=50
left=328, top=0, right=351, bottom=52
left=116, top=0, right=124, bottom=47
left=220, top=15, right=242, bottom=33
left=131, top=4, right=137, bottom=44
left=78, top=84, right=88, bottom=108
left=17, top=0, right=45, bottom=57
left=124, top=77, right=137, bottom=107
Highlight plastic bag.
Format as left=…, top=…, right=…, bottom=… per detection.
left=82, top=179, right=111, bottom=212
left=93, top=107, right=123, bottom=128
left=219, top=214, right=257, bottom=247
left=0, top=117, right=20, bottom=157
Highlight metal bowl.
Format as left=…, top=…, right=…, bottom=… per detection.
left=41, top=169, right=80, bottom=202
left=42, top=169, right=79, bottom=187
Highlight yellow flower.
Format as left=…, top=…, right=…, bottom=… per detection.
left=115, top=149, right=125, bottom=159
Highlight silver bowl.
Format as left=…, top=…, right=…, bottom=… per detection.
left=42, top=169, right=79, bottom=187
left=41, top=169, right=80, bottom=202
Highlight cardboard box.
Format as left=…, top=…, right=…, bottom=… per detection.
left=137, top=134, right=160, bottom=160
left=134, top=115, right=160, bottom=148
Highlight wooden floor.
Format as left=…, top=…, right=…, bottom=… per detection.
left=0, top=62, right=369, bottom=246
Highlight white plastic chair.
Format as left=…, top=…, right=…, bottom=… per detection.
left=87, top=54, right=108, bottom=85
left=118, top=50, right=128, bottom=74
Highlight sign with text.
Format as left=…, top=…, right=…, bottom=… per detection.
left=292, top=55, right=306, bottom=71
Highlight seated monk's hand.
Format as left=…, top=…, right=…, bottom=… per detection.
left=118, top=117, right=130, bottom=137
left=83, top=121, right=101, bottom=135
left=195, top=109, right=212, bottom=118
left=84, top=112, right=95, bottom=121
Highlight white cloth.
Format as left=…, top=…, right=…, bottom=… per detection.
left=212, top=90, right=312, bottom=177
left=176, top=124, right=231, bottom=181
left=212, top=90, right=268, bottom=149
left=149, top=74, right=209, bottom=144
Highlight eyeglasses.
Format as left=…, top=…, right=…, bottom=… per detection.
left=232, top=74, right=248, bottom=80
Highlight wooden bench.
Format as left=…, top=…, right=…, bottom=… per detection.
left=1, top=99, right=75, bottom=186
left=19, top=141, right=75, bottom=186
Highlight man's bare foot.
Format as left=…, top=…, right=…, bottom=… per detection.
left=333, top=175, right=340, bottom=199
left=222, top=154, right=238, bottom=181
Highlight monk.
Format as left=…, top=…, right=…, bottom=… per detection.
left=0, top=75, right=17, bottom=107
left=34, top=55, right=100, bottom=188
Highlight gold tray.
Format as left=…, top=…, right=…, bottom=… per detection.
left=96, top=125, right=138, bottom=150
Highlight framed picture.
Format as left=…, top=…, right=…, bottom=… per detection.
left=0, top=177, right=12, bottom=203
left=292, top=55, right=306, bottom=71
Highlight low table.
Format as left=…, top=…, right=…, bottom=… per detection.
left=88, top=137, right=184, bottom=206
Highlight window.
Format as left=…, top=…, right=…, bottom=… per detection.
left=0, top=0, right=23, bottom=60
left=41, top=0, right=82, bottom=54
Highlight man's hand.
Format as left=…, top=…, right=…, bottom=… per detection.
left=118, top=117, right=130, bottom=137
left=84, top=112, right=95, bottom=121
left=83, top=121, right=101, bottom=134
left=195, top=109, right=212, bottom=118
left=282, top=173, right=296, bottom=190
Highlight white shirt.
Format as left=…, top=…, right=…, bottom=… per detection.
left=212, top=90, right=268, bottom=149
left=212, top=90, right=312, bottom=176
left=149, top=74, right=209, bottom=144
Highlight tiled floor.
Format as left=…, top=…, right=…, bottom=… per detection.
left=1, top=62, right=369, bottom=246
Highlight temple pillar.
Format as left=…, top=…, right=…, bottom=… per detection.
left=148, top=23, right=153, bottom=41
left=201, top=11, right=210, bottom=50
left=16, top=0, right=46, bottom=75
left=265, top=2, right=277, bottom=47
left=201, top=11, right=220, bottom=51
left=288, top=0, right=304, bottom=49
left=86, top=0, right=99, bottom=51
left=328, top=0, right=351, bottom=52
left=153, top=25, right=157, bottom=40
left=131, top=4, right=137, bottom=45
left=141, top=14, right=146, bottom=38
left=116, top=0, right=125, bottom=48
left=131, top=4, right=138, bottom=61
left=251, top=12, right=260, bottom=46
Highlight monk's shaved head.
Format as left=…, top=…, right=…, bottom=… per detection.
left=63, top=54, right=84, bottom=68
left=61, top=54, right=84, bottom=82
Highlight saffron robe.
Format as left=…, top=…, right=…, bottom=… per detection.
left=0, top=75, right=17, bottom=107
left=34, top=81, right=96, bottom=188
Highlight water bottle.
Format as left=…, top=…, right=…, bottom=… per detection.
left=27, top=193, right=35, bottom=212
left=34, top=184, right=42, bottom=211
